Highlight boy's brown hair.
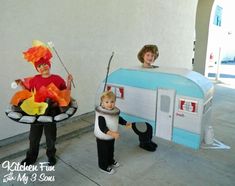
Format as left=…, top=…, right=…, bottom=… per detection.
left=100, top=91, right=116, bottom=102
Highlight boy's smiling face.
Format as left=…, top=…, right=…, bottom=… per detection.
left=143, top=51, right=155, bottom=66
left=36, top=63, right=50, bottom=76
left=101, top=97, right=116, bottom=110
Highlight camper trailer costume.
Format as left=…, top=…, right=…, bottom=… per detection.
left=96, top=66, right=214, bottom=149
left=6, top=40, right=77, bottom=165
left=95, top=44, right=214, bottom=150
left=94, top=106, right=128, bottom=171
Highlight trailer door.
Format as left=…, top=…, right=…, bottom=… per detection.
left=156, top=88, right=175, bottom=141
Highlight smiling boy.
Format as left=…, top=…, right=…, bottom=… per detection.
left=19, top=42, right=73, bottom=166
left=94, top=91, right=131, bottom=175
left=131, top=44, right=159, bottom=152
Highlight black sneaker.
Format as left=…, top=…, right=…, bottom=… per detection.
left=20, top=158, right=36, bottom=166
left=48, top=157, right=57, bottom=166
left=99, top=167, right=115, bottom=175
left=151, top=141, right=158, bottom=148
left=111, top=161, right=120, bottom=168
left=139, top=143, right=156, bottom=152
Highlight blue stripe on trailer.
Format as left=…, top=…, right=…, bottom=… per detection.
left=172, top=127, right=200, bottom=149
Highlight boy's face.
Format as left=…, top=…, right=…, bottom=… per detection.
left=101, top=97, right=116, bottom=110
left=36, top=63, right=50, bottom=76
left=143, top=51, right=155, bottom=65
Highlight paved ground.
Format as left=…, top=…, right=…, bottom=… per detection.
left=0, top=83, right=235, bottom=186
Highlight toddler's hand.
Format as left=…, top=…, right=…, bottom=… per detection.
left=112, top=131, right=120, bottom=139
left=108, top=131, right=120, bottom=139
left=126, top=122, right=132, bottom=129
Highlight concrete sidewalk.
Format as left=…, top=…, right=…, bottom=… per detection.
left=0, top=83, right=235, bottom=186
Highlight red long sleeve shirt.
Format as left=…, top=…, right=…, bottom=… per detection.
left=29, top=74, right=67, bottom=91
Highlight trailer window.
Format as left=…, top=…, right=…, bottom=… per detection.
left=107, top=85, right=124, bottom=99
left=160, top=95, right=170, bottom=113
left=179, top=99, right=198, bottom=113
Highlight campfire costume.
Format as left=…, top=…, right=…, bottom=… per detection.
left=6, top=40, right=77, bottom=166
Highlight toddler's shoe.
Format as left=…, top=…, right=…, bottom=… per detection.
left=111, top=161, right=120, bottom=168
left=99, top=167, right=116, bottom=175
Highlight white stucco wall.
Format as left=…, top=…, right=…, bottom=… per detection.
left=0, top=0, right=198, bottom=140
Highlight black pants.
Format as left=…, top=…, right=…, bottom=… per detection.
left=26, top=123, right=57, bottom=161
left=96, top=138, right=115, bottom=170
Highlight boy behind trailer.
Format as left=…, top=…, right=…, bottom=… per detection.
left=132, top=44, right=159, bottom=151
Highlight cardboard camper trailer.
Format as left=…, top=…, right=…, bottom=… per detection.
left=96, top=67, right=214, bottom=149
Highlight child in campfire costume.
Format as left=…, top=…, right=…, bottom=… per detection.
left=15, top=40, right=73, bottom=166
left=131, top=44, right=159, bottom=152
left=94, top=91, right=132, bottom=175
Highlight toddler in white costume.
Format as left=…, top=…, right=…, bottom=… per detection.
left=94, top=91, right=131, bottom=175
